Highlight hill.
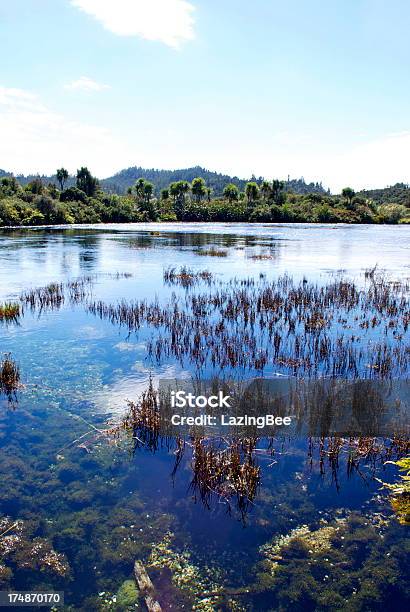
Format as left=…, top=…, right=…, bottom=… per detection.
left=100, top=165, right=328, bottom=196
left=0, top=166, right=328, bottom=197
left=360, top=183, right=410, bottom=207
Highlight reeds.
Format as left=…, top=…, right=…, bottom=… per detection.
left=89, top=272, right=410, bottom=379
left=109, top=380, right=410, bottom=517
left=111, top=376, right=162, bottom=452
left=247, top=253, right=275, bottom=260
left=195, top=248, right=228, bottom=257
left=0, top=302, right=20, bottom=322
left=0, top=353, right=21, bottom=397
left=164, top=267, right=213, bottom=288
left=190, top=437, right=260, bottom=514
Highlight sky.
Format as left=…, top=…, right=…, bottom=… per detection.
left=1, top=0, right=410, bottom=192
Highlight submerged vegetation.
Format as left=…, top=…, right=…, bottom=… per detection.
left=380, top=456, right=410, bottom=525
left=2, top=169, right=410, bottom=226
left=0, top=248, right=409, bottom=609
left=108, top=379, right=409, bottom=519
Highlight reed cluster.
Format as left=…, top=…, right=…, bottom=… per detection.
left=0, top=302, right=20, bottom=322
left=195, top=248, right=228, bottom=257
left=88, top=272, right=410, bottom=379
left=0, top=353, right=20, bottom=396
left=164, top=267, right=213, bottom=288
left=190, top=437, right=260, bottom=513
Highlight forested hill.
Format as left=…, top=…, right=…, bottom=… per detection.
left=4, top=166, right=328, bottom=197
left=359, top=183, right=410, bottom=207
left=100, top=166, right=328, bottom=196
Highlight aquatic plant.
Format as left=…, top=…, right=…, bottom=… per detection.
left=247, top=253, right=275, bottom=260
left=260, top=519, right=346, bottom=566
left=195, top=248, right=228, bottom=257
left=0, top=516, right=69, bottom=581
left=148, top=532, right=224, bottom=611
left=379, top=455, right=410, bottom=525
left=115, top=376, right=162, bottom=452
left=89, top=272, right=410, bottom=379
left=164, top=267, right=213, bottom=288
left=0, top=353, right=20, bottom=397
left=189, top=437, right=260, bottom=516
left=0, top=302, right=20, bottom=322
left=19, top=276, right=95, bottom=311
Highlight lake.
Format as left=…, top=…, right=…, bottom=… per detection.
left=0, top=223, right=409, bottom=611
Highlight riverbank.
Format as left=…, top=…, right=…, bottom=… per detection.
left=2, top=174, right=410, bottom=227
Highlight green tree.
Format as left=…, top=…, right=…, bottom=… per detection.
left=0, top=177, right=20, bottom=196
left=342, top=187, right=356, bottom=208
left=191, top=177, right=207, bottom=203
left=245, top=182, right=259, bottom=207
left=169, top=180, right=190, bottom=219
left=260, top=181, right=272, bottom=201
left=56, top=168, right=69, bottom=191
left=76, top=167, right=98, bottom=197
left=160, top=188, right=169, bottom=201
left=26, top=178, right=43, bottom=195
left=223, top=183, right=240, bottom=203
left=271, top=179, right=285, bottom=205
left=132, top=178, right=156, bottom=220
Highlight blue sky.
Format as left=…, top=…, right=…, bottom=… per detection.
left=1, top=0, right=410, bottom=192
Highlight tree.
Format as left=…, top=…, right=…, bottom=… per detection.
left=342, top=187, right=356, bottom=208
left=76, top=167, right=98, bottom=197
left=271, top=179, right=285, bottom=205
left=169, top=180, right=190, bottom=219
left=56, top=168, right=69, bottom=191
left=245, top=182, right=259, bottom=207
left=223, top=183, right=240, bottom=203
left=143, top=181, right=154, bottom=205
left=260, top=181, right=272, bottom=201
left=0, top=177, right=20, bottom=196
left=160, top=188, right=169, bottom=201
left=132, top=178, right=156, bottom=220
left=26, top=178, right=43, bottom=195
left=191, top=177, right=207, bottom=203
left=60, top=186, right=88, bottom=203
left=34, top=195, right=57, bottom=221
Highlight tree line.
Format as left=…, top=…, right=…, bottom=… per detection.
left=0, top=166, right=409, bottom=226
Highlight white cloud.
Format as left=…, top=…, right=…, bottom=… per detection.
left=70, top=0, right=195, bottom=48
left=0, top=86, right=132, bottom=176
left=64, top=76, right=110, bottom=92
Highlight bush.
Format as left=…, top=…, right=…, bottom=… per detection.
left=60, top=187, right=88, bottom=203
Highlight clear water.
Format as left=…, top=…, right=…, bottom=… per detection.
left=0, top=224, right=409, bottom=611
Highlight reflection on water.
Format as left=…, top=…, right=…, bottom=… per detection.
left=0, top=224, right=409, bottom=611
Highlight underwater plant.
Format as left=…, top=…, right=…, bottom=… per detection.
left=0, top=517, right=69, bottom=583
left=379, top=455, right=410, bottom=525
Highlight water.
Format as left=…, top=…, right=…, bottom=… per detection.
left=0, top=224, right=409, bottom=611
